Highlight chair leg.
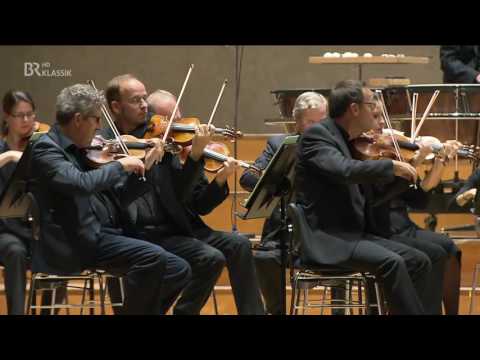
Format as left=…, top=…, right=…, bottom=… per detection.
left=50, top=287, right=57, bottom=315
left=289, top=273, right=298, bottom=315
left=345, top=280, right=351, bottom=315
left=469, top=264, right=480, bottom=314
left=212, top=288, right=219, bottom=315
left=80, top=278, right=89, bottom=315
left=320, top=286, right=327, bottom=315
left=89, top=277, right=95, bottom=315
left=301, top=288, right=308, bottom=315
left=374, top=281, right=383, bottom=315
left=358, top=279, right=364, bottom=315
left=293, top=278, right=302, bottom=315
left=26, top=275, right=36, bottom=315
left=97, top=274, right=106, bottom=315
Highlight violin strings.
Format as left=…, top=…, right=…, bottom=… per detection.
left=162, top=64, right=194, bottom=143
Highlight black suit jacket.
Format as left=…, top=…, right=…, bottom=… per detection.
left=100, top=122, right=204, bottom=239
left=239, top=134, right=287, bottom=244
left=186, top=171, right=229, bottom=236
left=440, top=45, right=480, bottom=83
left=29, top=125, right=148, bottom=274
left=295, top=118, right=395, bottom=266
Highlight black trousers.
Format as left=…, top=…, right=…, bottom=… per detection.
left=337, top=234, right=431, bottom=315
left=97, top=231, right=191, bottom=315
left=0, top=232, right=28, bottom=315
left=396, top=228, right=462, bottom=315
left=145, top=229, right=265, bottom=315
left=390, top=233, right=447, bottom=314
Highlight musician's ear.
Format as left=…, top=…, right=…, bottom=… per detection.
left=110, top=100, right=121, bottom=116
left=350, top=102, right=360, bottom=116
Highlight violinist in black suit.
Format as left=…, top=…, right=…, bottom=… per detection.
left=295, top=80, right=432, bottom=314
left=29, top=84, right=191, bottom=314
left=147, top=89, right=264, bottom=314
left=440, top=45, right=480, bottom=83
left=102, top=77, right=264, bottom=314
left=239, top=91, right=328, bottom=314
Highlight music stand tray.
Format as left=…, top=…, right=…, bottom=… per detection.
left=238, top=135, right=299, bottom=220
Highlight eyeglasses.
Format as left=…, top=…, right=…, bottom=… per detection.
left=87, top=115, right=101, bottom=124
left=11, top=112, right=35, bottom=120
left=362, top=101, right=378, bottom=110
left=127, top=95, right=148, bottom=105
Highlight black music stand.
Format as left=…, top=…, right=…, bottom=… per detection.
left=237, top=135, right=299, bottom=315
left=0, top=141, right=34, bottom=227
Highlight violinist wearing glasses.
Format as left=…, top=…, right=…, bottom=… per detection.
left=295, top=80, right=432, bottom=314
left=364, top=98, right=462, bottom=314
left=101, top=74, right=264, bottom=314
left=29, top=83, right=191, bottom=314
left=0, top=90, right=44, bottom=314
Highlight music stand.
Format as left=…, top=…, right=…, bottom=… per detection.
left=441, top=186, right=480, bottom=239
left=0, top=141, right=34, bottom=222
left=238, top=135, right=299, bottom=315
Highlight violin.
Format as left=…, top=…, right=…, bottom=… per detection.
left=179, top=141, right=261, bottom=174
left=84, top=134, right=155, bottom=168
left=352, top=129, right=479, bottom=163
left=143, top=114, right=242, bottom=145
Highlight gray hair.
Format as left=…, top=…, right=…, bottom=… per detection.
left=146, top=89, right=176, bottom=106
left=56, top=84, right=105, bottom=125
left=292, top=91, right=328, bottom=121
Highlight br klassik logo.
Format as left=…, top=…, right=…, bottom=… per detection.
left=24, top=62, right=72, bottom=78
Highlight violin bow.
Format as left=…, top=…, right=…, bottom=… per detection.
left=162, top=64, right=194, bottom=143
left=411, top=90, right=440, bottom=141
left=87, top=80, right=129, bottom=156
left=207, top=79, right=228, bottom=127
left=376, top=90, right=405, bottom=163
left=410, top=92, right=418, bottom=144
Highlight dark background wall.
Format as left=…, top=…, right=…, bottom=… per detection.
left=0, top=45, right=442, bottom=133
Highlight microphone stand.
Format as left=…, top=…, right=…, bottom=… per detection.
left=232, top=45, right=244, bottom=234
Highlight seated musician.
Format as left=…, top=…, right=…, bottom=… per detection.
left=146, top=89, right=265, bottom=314
left=440, top=46, right=480, bottom=83
left=0, top=90, right=38, bottom=314
left=239, top=91, right=328, bottom=314
left=101, top=75, right=264, bottom=314
left=366, top=99, right=462, bottom=314
left=296, top=80, right=434, bottom=315
left=29, top=84, right=191, bottom=314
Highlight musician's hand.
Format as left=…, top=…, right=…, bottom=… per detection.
left=443, top=140, right=462, bottom=160
left=392, top=160, right=418, bottom=183
left=456, top=188, right=477, bottom=206
left=144, top=138, right=165, bottom=170
left=6, top=150, right=23, bottom=163
left=117, top=156, right=145, bottom=178
left=411, top=144, right=433, bottom=167
left=190, top=124, right=215, bottom=161
left=215, top=157, right=240, bottom=186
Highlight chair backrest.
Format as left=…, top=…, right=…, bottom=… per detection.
left=287, top=203, right=310, bottom=258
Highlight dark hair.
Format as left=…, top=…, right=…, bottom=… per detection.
left=1, top=90, right=36, bottom=136
left=105, top=74, right=138, bottom=112
left=328, top=80, right=365, bottom=119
